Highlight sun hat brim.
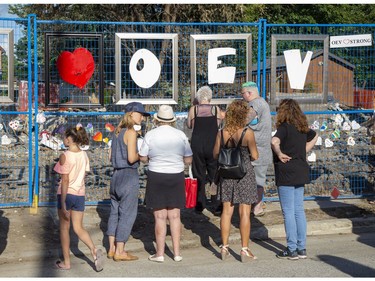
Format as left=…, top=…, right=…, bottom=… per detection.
left=153, top=112, right=176, bottom=123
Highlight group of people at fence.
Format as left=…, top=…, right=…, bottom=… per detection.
left=52, top=81, right=318, bottom=271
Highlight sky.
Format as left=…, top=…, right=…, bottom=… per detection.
left=0, top=4, right=17, bottom=18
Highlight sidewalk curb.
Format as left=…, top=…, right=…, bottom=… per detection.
left=8, top=217, right=375, bottom=264
left=2, top=199, right=374, bottom=265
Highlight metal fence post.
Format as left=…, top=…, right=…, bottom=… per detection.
left=29, top=14, right=39, bottom=214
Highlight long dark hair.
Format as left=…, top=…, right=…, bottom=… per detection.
left=276, top=99, right=309, bottom=133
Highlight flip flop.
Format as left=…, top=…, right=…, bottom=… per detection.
left=55, top=260, right=70, bottom=271
left=94, top=249, right=104, bottom=272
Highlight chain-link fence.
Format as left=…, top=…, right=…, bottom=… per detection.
left=0, top=17, right=373, bottom=207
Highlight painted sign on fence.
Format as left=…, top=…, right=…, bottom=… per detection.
left=330, top=34, right=372, bottom=48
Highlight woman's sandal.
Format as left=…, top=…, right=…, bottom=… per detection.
left=107, top=251, right=115, bottom=259
left=220, top=244, right=230, bottom=261
left=240, top=247, right=258, bottom=263
left=94, top=249, right=104, bottom=272
left=55, top=260, right=70, bottom=270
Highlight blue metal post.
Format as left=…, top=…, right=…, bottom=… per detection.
left=27, top=15, right=33, bottom=206
left=262, top=19, right=267, bottom=100
left=256, top=19, right=263, bottom=89
left=32, top=14, right=39, bottom=210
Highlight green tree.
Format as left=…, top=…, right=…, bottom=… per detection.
left=9, top=4, right=244, bottom=23
left=243, top=4, right=375, bottom=24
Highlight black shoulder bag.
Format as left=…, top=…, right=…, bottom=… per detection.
left=217, top=128, right=248, bottom=179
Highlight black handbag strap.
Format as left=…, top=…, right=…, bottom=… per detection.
left=220, top=127, right=248, bottom=148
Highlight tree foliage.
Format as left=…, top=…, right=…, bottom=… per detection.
left=243, top=4, right=375, bottom=24
left=9, top=3, right=375, bottom=24
left=9, top=4, right=244, bottom=23
left=244, top=4, right=375, bottom=24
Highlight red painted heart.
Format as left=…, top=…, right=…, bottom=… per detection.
left=56, top=47, right=95, bottom=89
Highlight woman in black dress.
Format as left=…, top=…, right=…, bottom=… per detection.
left=187, top=86, right=224, bottom=213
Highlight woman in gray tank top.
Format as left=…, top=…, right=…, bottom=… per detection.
left=106, top=102, right=150, bottom=262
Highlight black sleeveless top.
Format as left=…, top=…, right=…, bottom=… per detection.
left=191, top=105, right=218, bottom=149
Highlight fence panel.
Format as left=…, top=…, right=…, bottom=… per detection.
left=0, top=16, right=33, bottom=207
left=34, top=20, right=262, bottom=206
left=0, top=17, right=373, bottom=207
left=263, top=23, right=374, bottom=200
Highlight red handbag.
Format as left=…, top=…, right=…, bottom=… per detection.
left=185, top=165, right=198, bottom=208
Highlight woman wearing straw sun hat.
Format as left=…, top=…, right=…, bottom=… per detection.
left=139, top=105, right=193, bottom=263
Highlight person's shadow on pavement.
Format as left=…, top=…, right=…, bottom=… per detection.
left=96, top=203, right=163, bottom=259
left=230, top=205, right=285, bottom=261
left=180, top=207, right=222, bottom=259
left=96, top=203, right=111, bottom=252
left=0, top=210, right=9, bottom=256
left=40, top=207, right=95, bottom=276
left=317, top=255, right=375, bottom=277
left=315, top=198, right=375, bottom=248
left=37, top=207, right=59, bottom=277
left=122, top=204, right=156, bottom=255
left=69, top=228, right=96, bottom=270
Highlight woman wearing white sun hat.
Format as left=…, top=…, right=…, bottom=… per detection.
left=139, top=105, right=193, bottom=263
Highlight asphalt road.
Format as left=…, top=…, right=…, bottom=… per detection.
left=1, top=232, right=374, bottom=278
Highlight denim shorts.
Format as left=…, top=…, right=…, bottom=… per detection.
left=57, top=194, right=85, bottom=212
